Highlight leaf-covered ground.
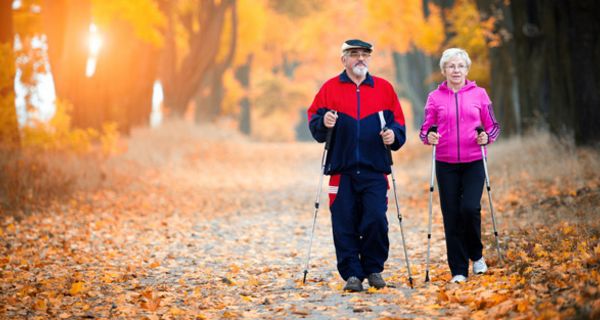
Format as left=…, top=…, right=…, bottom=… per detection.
left=1, top=123, right=599, bottom=319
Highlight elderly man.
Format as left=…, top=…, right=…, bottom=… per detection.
left=307, top=39, right=407, bottom=292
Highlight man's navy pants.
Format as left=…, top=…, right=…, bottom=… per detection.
left=328, top=171, right=389, bottom=281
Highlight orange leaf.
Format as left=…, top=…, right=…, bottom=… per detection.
left=517, top=299, right=528, bottom=312
left=141, top=297, right=162, bottom=311
left=70, top=282, right=85, bottom=296
left=438, top=288, right=449, bottom=302
left=34, top=298, right=47, bottom=311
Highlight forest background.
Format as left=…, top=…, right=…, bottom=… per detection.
left=0, top=0, right=599, bottom=319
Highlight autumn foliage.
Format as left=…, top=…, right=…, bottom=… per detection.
left=1, top=123, right=599, bottom=319
left=2, top=0, right=600, bottom=318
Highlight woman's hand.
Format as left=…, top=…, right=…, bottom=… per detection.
left=477, top=131, right=488, bottom=145
left=427, top=132, right=441, bottom=145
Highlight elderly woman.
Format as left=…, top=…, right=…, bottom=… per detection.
left=419, top=48, right=500, bottom=283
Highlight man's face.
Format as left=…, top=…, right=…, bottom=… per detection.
left=342, top=49, right=371, bottom=77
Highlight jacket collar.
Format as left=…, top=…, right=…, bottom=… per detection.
left=339, top=70, right=375, bottom=87
left=439, top=80, right=476, bottom=92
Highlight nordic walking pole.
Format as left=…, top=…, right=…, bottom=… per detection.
left=476, top=127, right=503, bottom=264
left=424, top=125, right=438, bottom=283
left=303, top=111, right=336, bottom=284
left=383, top=127, right=414, bottom=289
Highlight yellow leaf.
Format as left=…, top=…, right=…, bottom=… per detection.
left=246, top=276, right=259, bottom=287
left=229, top=264, right=240, bottom=274
left=169, top=307, right=185, bottom=315
left=149, top=261, right=160, bottom=268
left=70, top=282, right=85, bottom=295
left=102, top=272, right=119, bottom=283
left=366, top=287, right=378, bottom=294
left=222, top=311, right=239, bottom=318
left=240, top=295, right=252, bottom=302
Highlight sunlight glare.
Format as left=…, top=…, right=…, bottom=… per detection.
left=88, top=23, right=102, bottom=56
left=85, top=23, right=102, bottom=77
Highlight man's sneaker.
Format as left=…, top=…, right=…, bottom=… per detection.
left=450, top=275, right=467, bottom=283
left=473, top=257, right=488, bottom=274
left=367, top=273, right=386, bottom=289
left=343, top=276, right=363, bottom=292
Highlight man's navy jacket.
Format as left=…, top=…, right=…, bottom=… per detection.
left=308, top=70, right=406, bottom=175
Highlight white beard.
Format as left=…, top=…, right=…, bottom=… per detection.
left=352, top=65, right=368, bottom=77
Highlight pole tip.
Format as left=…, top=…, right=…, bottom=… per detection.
left=302, top=270, right=308, bottom=284
left=409, top=277, right=414, bottom=289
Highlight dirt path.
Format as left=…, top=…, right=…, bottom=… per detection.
left=2, top=129, right=599, bottom=319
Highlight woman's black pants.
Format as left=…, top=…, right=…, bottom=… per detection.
left=436, top=159, right=485, bottom=277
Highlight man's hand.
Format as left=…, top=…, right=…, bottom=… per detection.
left=380, top=129, right=395, bottom=146
left=323, top=110, right=338, bottom=128
left=427, top=132, right=441, bottom=145
left=477, top=131, right=488, bottom=145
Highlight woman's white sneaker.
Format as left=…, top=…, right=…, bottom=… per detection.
left=473, top=257, right=488, bottom=274
left=450, top=275, right=467, bottom=283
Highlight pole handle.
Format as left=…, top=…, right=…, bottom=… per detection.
left=324, top=111, right=336, bottom=150
left=476, top=126, right=488, bottom=146
left=428, top=125, right=438, bottom=134
left=382, top=126, right=394, bottom=165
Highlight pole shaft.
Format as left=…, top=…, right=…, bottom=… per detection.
left=303, top=125, right=334, bottom=284
left=480, top=145, right=503, bottom=263
left=390, top=165, right=413, bottom=288
left=425, top=145, right=436, bottom=282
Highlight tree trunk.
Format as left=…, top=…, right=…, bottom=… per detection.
left=194, top=1, right=237, bottom=124
left=42, top=0, right=93, bottom=129
left=477, top=0, right=599, bottom=145
left=236, top=54, right=252, bottom=135
left=43, top=0, right=158, bottom=133
left=568, top=0, right=600, bottom=146
left=160, top=0, right=234, bottom=118
left=392, top=50, right=436, bottom=128
left=0, top=0, right=21, bottom=149
left=475, top=0, right=522, bottom=137
left=90, top=20, right=159, bottom=133
left=194, top=69, right=224, bottom=123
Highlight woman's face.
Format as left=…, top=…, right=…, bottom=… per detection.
left=443, top=56, right=469, bottom=88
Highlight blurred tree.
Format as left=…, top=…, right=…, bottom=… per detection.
left=475, top=0, right=521, bottom=137
left=42, top=0, right=164, bottom=133
left=366, top=0, right=444, bottom=127
left=0, top=0, right=21, bottom=149
left=445, top=0, right=493, bottom=89
left=476, top=0, right=600, bottom=145
left=194, top=1, right=237, bottom=123
left=42, top=0, right=92, bottom=128
left=568, top=1, right=600, bottom=146
left=158, top=0, right=234, bottom=118
left=91, top=0, right=165, bottom=133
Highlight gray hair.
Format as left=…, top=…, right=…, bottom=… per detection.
left=439, top=48, right=471, bottom=72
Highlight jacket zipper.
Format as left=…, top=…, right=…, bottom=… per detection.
left=454, top=92, right=461, bottom=162
left=356, top=85, right=361, bottom=174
